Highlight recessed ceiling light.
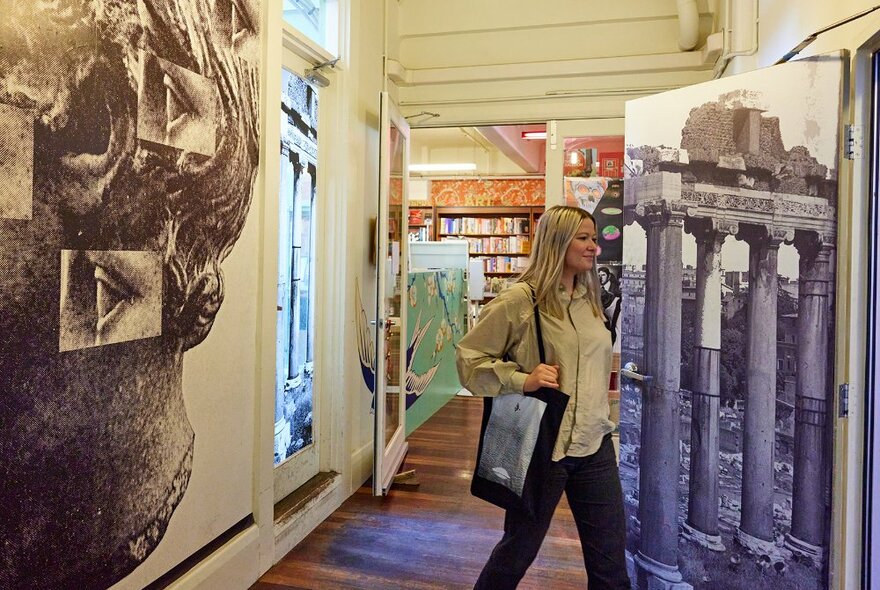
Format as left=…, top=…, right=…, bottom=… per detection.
left=409, top=163, right=477, bottom=172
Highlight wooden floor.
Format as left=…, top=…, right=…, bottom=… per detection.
left=252, top=396, right=588, bottom=590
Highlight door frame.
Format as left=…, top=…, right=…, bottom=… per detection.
left=373, top=91, right=410, bottom=495
left=848, top=31, right=880, bottom=590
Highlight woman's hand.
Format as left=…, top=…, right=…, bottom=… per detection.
left=523, top=363, right=560, bottom=392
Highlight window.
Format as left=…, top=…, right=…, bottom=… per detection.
left=275, top=69, right=319, bottom=466
left=283, top=0, right=339, bottom=56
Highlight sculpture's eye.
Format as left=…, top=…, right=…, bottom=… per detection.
left=59, top=250, right=163, bottom=351
left=93, top=261, right=137, bottom=342
left=138, top=52, right=217, bottom=157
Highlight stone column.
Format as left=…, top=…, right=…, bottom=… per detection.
left=683, top=220, right=732, bottom=551
left=633, top=202, right=691, bottom=589
left=736, top=226, right=786, bottom=554
left=785, top=232, right=834, bottom=565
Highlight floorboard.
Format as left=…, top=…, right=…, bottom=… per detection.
left=252, top=396, right=588, bottom=590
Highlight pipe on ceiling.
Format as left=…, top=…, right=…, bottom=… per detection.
left=677, top=0, right=700, bottom=51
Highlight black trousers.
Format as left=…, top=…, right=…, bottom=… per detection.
left=474, top=434, right=630, bottom=590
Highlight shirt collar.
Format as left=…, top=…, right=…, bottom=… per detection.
left=557, top=282, right=588, bottom=300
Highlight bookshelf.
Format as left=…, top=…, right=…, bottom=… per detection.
left=435, top=206, right=543, bottom=298
left=407, top=205, right=434, bottom=242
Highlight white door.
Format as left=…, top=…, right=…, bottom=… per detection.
left=620, top=54, right=846, bottom=589
left=274, top=52, right=321, bottom=501
left=373, top=92, right=410, bottom=495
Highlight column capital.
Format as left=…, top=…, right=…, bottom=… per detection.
left=634, top=201, right=687, bottom=229
left=793, top=229, right=836, bottom=261
left=737, top=223, right=792, bottom=248
left=684, top=217, right=738, bottom=248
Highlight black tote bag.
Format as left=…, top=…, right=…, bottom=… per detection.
left=470, top=297, right=569, bottom=519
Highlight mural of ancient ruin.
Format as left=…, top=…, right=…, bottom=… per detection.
left=621, top=54, right=842, bottom=590
left=0, top=1, right=260, bottom=587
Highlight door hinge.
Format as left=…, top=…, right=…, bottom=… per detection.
left=839, top=383, right=850, bottom=418
left=844, top=125, right=862, bottom=160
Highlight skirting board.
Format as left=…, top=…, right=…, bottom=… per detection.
left=273, top=473, right=343, bottom=562
left=167, top=526, right=261, bottom=590
left=351, top=440, right=373, bottom=491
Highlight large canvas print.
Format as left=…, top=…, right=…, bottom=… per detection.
left=0, top=2, right=260, bottom=588
left=621, top=54, right=843, bottom=590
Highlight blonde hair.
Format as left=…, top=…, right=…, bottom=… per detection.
left=518, top=205, right=603, bottom=318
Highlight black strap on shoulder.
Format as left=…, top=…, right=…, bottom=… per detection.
left=529, top=286, right=547, bottom=364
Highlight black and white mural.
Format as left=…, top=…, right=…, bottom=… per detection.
left=0, top=1, right=260, bottom=588
left=621, top=54, right=843, bottom=590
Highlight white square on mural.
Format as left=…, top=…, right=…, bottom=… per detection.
left=137, top=52, right=218, bottom=156
left=213, top=0, right=260, bottom=63
left=0, top=103, right=33, bottom=220
left=59, top=250, right=162, bottom=352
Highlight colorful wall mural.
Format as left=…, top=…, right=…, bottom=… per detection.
left=430, top=179, right=545, bottom=206
left=404, top=269, right=467, bottom=436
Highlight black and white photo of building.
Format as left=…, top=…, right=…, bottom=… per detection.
left=621, top=55, right=843, bottom=590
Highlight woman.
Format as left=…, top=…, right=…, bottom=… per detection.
left=456, top=206, right=630, bottom=590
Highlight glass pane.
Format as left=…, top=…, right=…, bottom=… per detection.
left=384, top=124, right=405, bottom=446
left=283, top=0, right=337, bottom=55
left=275, top=69, right=318, bottom=466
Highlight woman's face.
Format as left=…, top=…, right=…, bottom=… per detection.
left=563, top=217, right=598, bottom=276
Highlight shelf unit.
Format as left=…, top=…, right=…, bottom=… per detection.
left=435, top=206, right=543, bottom=298
left=407, top=205, right=434, bottom=242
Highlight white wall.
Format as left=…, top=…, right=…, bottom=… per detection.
left=343, top=0, right=387, bottom=491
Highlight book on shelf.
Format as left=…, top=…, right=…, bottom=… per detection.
left=440, top=235, right=530, bottom=254
left=409, top=227, right=431, bottom=241
left=439, top=216, right=530, bottom=235
left=484, top=275, right=515, bottom=297
left=474, top=255, right=529, bottom=274
left=408, top=208, right=426, bottom=225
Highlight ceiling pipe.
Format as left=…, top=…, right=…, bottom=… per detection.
left=677, top=0, right=700, bottom=51
left=713, top=0, right=759, bottom=79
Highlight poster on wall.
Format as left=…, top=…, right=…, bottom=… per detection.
left=621, top=54, right=843, bottom=590
left=564, top=177, right=624, bottom=263
left=0, top=1, right=261, bottom=588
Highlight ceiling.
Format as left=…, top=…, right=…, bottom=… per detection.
left=410, top=124, right=624, bottom=177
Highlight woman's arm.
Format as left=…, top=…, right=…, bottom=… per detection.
left=455, top=292, right=530, bottom=397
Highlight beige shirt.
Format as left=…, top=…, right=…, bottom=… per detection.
left=456, top=281, right=615, bottom=461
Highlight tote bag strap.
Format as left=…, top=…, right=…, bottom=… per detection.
left=530, top=286, right=547, bottom=365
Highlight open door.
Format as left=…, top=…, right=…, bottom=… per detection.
left=373, top=92, right=410, bottom=495
left=620, top=54, right=846, bottom=589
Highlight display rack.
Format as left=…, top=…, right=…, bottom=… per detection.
left=407, top=204, right=434, bottom=242
left=435, top=206, right=543, bottom=298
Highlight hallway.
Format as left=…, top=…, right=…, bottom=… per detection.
left=253, top=396, right=589, bottom=589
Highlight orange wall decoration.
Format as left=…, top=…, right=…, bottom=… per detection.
left=430, top=179, right=545, bottom=206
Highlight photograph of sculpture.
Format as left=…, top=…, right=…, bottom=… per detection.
left=0, top=1, right=260, bottom=588
left=0, top=103, right=32, bottom=220
left=620, top=54, right=843, bottom=590
left=137, top=52, right=219, bottom=156
left=59, top=250, right=163, bottom=352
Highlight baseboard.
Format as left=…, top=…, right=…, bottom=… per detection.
left=351, top=440, right=372, bottom=491
left=272, top=472, right=343, bottom=562
left=166, top=526, right=261, bottom=590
